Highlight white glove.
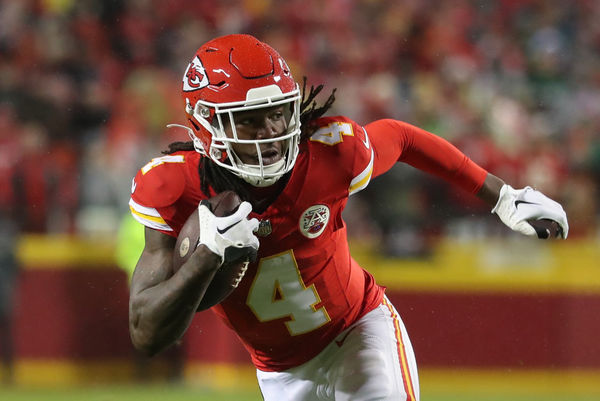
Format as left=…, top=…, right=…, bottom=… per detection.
left=491, top=184, right=569, bottom=239
left=197, top=201, right=260, bottom=265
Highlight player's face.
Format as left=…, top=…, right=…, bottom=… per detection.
left=225, top=105, right=289, bottom=166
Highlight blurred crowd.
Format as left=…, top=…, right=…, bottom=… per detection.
left=1, top=0, right=599, bottom=255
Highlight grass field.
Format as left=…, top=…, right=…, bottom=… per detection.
left=4, top=363, right=599, bottom=400
left=1, top=384, right=599, bottom=401
left=0, top=384, right=258, bottom=401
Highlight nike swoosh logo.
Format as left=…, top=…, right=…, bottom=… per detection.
left=335, top=325, right=357, bottom=347
left=515, top=200, right=539, bottom=208
left=217, top=222, right=238, bottom=235
left=360, top=127, right=371, bottom=149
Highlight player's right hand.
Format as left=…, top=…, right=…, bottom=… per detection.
left=197, top=201, right=260, bottom=265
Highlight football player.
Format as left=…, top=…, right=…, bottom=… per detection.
left=128, top=34, right=568, bottom=400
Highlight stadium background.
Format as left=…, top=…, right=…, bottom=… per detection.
left=1, top=0, right=599, bottom=400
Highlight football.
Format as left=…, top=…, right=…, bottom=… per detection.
left=172, top=190, right=252, bottom=311
left=528, top=218, right=562, bottom=239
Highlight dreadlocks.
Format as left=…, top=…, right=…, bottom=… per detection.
left=162, top=78, right=336, bottom=207
left=298, top=77, right=337, bottom=140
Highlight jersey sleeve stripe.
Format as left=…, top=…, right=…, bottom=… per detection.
left=129, top=198, right=163, bottom=218
left=129, top=204, right=166, bottom=225
left=128, top=198, right=173, bottom=232
left=130, top=210, right=173, bottom=232
left=348, top=146, right=374, bottom=196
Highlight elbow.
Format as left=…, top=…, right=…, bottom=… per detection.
left=129, top=312, right=165, bottom=357
left=129, top=300, right=162, bottom=356
left=130, top=327, right=163, bottom=357
left=130, top=326, right=155, bottom=356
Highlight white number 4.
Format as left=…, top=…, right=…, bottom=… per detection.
left=247, top=250, right=330, bottom=336
left=309, top=122, right=354, bottom=146
left=141, top=155, right=185, bottom=175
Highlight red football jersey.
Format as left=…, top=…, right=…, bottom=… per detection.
left=130, top=116, right=487, bottom=371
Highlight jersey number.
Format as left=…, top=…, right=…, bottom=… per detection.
left=141, top=155, right=185, bottom=175
left=310, top=122, right=354, bottom=145
left=246, top=250, right=330, bottom=336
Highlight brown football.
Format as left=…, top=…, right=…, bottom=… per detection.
left=172, top=190, right=252, bottom=311
left=528, top=218, right=562, bottom=239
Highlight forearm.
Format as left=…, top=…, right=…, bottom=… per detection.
left=129, top=246, right=220, bottom=355
left=367, top=120, right=568, bottom=238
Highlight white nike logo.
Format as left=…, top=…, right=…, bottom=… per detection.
left=360, top=127, right=371, bottom=149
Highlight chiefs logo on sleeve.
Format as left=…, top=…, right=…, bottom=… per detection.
left=183, top=56, right=209, bottom=92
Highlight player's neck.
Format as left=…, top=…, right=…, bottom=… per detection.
left=247, top=182, right=282, bottom=200
left=243, top=175, right=289, bottom=213
left=203, top=158, right=290, bottom=213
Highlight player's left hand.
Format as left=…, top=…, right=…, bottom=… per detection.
left=491, top=184, right=569, bottom=239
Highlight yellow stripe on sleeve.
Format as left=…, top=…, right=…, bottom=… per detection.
left=128, top=199, right=173, bottom=232
left=129, top=205, right=167, bottom=225
left=348, top=147, right=374, bottom=195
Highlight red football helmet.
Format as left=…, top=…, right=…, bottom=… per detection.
left=174, top=34, right=301, bottom=187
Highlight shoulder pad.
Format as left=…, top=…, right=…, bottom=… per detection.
left=307, top=116, right=373, bottom=195
left=308, top=116, right=363, bottom=147
left=132, top=154, right=188, bottom=208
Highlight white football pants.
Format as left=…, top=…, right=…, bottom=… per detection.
left=256, top=296, right=419, bottom=401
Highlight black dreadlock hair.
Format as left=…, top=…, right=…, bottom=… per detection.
left=162, top=77, right=336, bottom=210
left=298, top=77, right=337, bottom=140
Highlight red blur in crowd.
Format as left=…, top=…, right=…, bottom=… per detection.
left=0, top=0, right=597, bottom=240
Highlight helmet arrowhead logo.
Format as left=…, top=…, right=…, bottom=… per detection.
left=183, top=56, right=209, bottom=91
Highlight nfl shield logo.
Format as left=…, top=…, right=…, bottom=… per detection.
left=256, top=219, right=272, bottom=237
